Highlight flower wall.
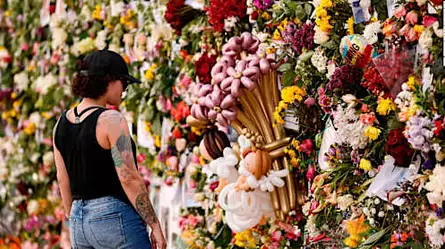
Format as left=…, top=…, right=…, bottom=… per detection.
left=0, top=0, right=445, bottom=248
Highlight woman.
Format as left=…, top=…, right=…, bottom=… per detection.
left=52, top=49, right=166, bottom=249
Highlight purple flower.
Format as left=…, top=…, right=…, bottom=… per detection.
left=282, top=23, right=315, bottom=54
left=405, top=114, right=433, bottom=153
left=422, top=152, right=436, bottom=170
left=436, top=208, right=444, bottom=217
left=253, top=0, right=274, bottom=10
left=327, top=65, right=363, bottom=93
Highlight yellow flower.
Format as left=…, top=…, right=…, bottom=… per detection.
left=266, top=46, right=276, bottom=54
left=181, top=230, right=197, bottom=245
left=273, top=29, right=281, bottom=40
left=261, top=12, right=271, bottom=20
left=4, top=10, right=11, bottom=17
left=234, top=229, right=256, bottom=248
left=407, top=105, right=418, bottom=117
left=24, top=123, right=36, bottom=135
left=290, top=157, right=299, bottom=167
left=364, top=126, right=381, bottom=140
left=315, top=6, right=328, bottom=18
left=273, top=111, right=284, bottom=124
left=9, top=109, right=17, bottom=118
left=12, top=100, right=21, bottom=109
left=347, top=17, right=354, bottom=34
left=407, top=76, right=417, bottom=90
left=92, top=5, right=103, bottom=20
left=281, top=86, right=306, bottom=103
left=144, top=122, right=151, bottom=132
left=10, top=92, right=17, bottom=99
left=316, top=17, right=333, bottom=32
left=414, top=25, right=424, bottom=35
left=1, top=112, right=8, bottom=120
left=199, top=155, right=206, bottom=165
left=278, top=18, right=289, bottom=31
left=191, top=126, right=202, bottom=135
left=344, top=215, right=370, bottom=248
left=155, top=135, right=161, bottom=148
left=320, top=0, right=333, bottom=8
left=292, top=139, right=300, bottom=149
left=344, top=236, right=361, bottom=248
left=41, top=112, right=53, bottom=120
left=278, top=101, right=288, bottom=110
left=287, top=149, right=296, bottom=158
left=359, top=159, right=372, bottom=171
left=144, top=64, right=158, bottom=80
left=376, top=97, right=396, bottom=116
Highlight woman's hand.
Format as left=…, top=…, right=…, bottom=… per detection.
left=150, top=223, right=166, bottom=249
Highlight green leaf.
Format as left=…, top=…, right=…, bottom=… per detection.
left=304, top=3, right=313, bottom=16
left=151, top=114, right=162, bottom=136
left=277, top=63, right=292, bottom=72
left=358, top=226, right=393, bottom=249
left=282, top=70, right=297, bottom=87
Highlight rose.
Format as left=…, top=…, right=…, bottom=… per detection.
left=300, top=139, right=313, bottom=155
left=386, top=129, right=404, bottom=146
left=306, top=166, right=316, bottom=181
left=172, top=126, right=182, bottom=139
left=423, top=16, right=438, bottom=28
left=137, top=153, right=146, bottom=164
left=406, top=11, right=418, bottom=25
left=195, top=53, right=217, bottom=84
left=393, top=6, right=406, bottom=19
left=389, top=144, right=413, bottom=167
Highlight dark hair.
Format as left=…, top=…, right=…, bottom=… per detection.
left=71, top=59, right=124, bottom=99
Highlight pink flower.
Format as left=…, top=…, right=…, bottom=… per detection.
left=304, top=97, right=316, bottom=107
left=423, top=16, right=438, bottom=27
left=393, top=6, right=406, bottom=19
left=360, top=113, right=376, bottom=124
left=166, top=156, right=178, bottom=170
left=406, top=11, right=418, bottom=25
left=21, top=43, right=30, bottom=51
left=189, top=180, right=197, bottom=188
left=306, top=167, right=316, bottom=181
left=209, top=181, right=219, bottom=191
left=399, top=24, right=411, bottom=36
left=165, top=176, right=173, bottom=186
left=406, top=27, right=417, bottom=41
left=361, top=104, right=369, bottom=112
left=271, top=231, right=282, bottom=242
left=300, top=139, right=313, bottom=155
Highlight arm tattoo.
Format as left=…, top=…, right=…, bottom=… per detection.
left=111, top=131, right=133, bottom=168
left=135, top=189, right=158, bottom=225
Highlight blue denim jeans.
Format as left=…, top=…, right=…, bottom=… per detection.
left=69, top=196, right=152, bottom=249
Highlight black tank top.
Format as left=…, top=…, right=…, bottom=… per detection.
left=54, top=107, right=136, bottom=203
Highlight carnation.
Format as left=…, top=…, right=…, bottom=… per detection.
left=33, top=73, right=57, bottom=95
left=311, top=47, right=328, bottom=73
left=363, top=21, right=381, bottom=45
left=327, top=64, right=363, bottom=94
left=13, top=71, right=29, bottom=92
left=333, top=105, right=370, bottom=149
left=195, top=53, right=218, bottom=84
left=51, top=28, right=68, bottom=50
left=206, top=0, right=247, bottom=32
left=426, top=212, right=445, bottom=247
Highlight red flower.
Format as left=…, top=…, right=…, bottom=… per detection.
left=386, top=129, right=404, bottom=146
left=170, top=101, right=190, bottom=122
left=206, top=0, right=247, bottom=32
left=434, top=120, right=443, bottom=137
left=209, top=181, right=219, bottom=191
left=49, top=3, right=56, bottom=14
left=164, top=0, right=201, bottom=34
left=385, top=129, right=414, bottom=167
left=362, top=65, right=392, bottom=98
left=300, top=139, right=313, bottom=155
left=137, top=153, right=147, bottom=164
left=430, top=0, right=442, bottom=6
left=195, top=53, right=217, bottom=84
left=172, top=126, right=182, bottom=139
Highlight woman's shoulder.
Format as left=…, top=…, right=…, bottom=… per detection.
left=97, top=109, right=127, bottom=129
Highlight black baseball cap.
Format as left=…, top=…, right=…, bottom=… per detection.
left=78, top=49, right=141, bottom=84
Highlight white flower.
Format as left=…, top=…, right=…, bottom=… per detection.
left=79, top=5, right=93, bottom=22
left=95, top=30, right=108, bottom=50
left=363, top=21, right=381, bottom=45
left=314, top=26, right=330, bottom=44
left=33, top=73, right=57, bottom=95
left=150, top=23, right=173, bottom=42
left=29, top=112, right=42, bottom=127
left=425, top=165, right=445, bottom=207
left=311, top=47, right=328, bottom=73
left=72, top=37, right=96, bottom=56
left=326, top=62, right=336, bottom=79
left=43, top=151, right=54, bottom=166
left=378, top=211, right=385, bottom=217
left=374, top=198, right=380, bottom=205
left=111, top=1, right=125, bottom=17
left=341, top=94, right=357, bottom=105
left=419, top=28, right=433, bottom=49
left=27, top=200, right=39, bottom=215
left=333, top=105, right=370, bottom=149
left=13, top=71, right=29, bottom=92
left=337, top=195, right=354, bottom=211
left=426, top=213, right=445, bottom=247
left=363, top=207, right=370, bottom=216
left=371, top=208, right=377, bottom=215
left=369, top=217, right=375, bottom=225
left=108, top=43, right=121, bottom=53
left=0, top=46, right=10, bottom=69
left=224, top=16, right=238, bottom=32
